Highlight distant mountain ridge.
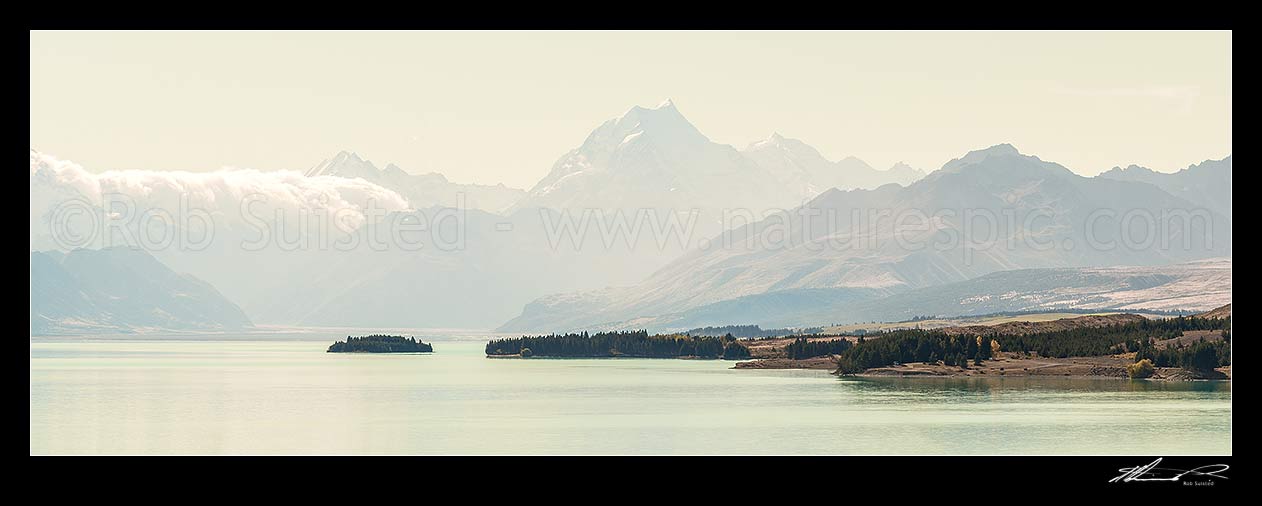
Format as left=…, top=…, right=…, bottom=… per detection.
left=30, top=247, right=252, bottom=335
left=1098, top=156, right=1231, bottom=220
left=307, top=150, right=526, bottom=213
left=742, top=133, right=925, bottom=193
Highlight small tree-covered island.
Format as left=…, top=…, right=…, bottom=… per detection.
left=486, top=330, right=751, bottom=360
left=327, top=335, right=434, bottom=353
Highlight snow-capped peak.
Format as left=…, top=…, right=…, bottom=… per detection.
left=306, top=150, right=380, bottom=178
left=750, top=132, right=788, bottom=148
left=624, top=98, right=688, bottom=122
left=618, top=98, right=675, bottom=115
left=575, top=100, right=709, bottom=157
left=746, top=132, right=817, bottom=155
left=328, top=150, right=366, bottom=166
left=383, top=163, right=412, bottom=179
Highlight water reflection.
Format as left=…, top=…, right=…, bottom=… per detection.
left=846, top=376, right=1231, bottom=394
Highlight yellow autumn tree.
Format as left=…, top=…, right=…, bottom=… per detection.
left=1126, top=359, right=1155, bottom=379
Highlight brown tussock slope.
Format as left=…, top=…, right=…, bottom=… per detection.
left=1197, top=304, right=1232, bottom=319
left=939, top=314, right=1147, bottom=336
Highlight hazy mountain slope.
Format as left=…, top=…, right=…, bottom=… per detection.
left=803, top=258, right=1232, bottom=327
left=500, top=144, right=1231, bottom=332
left=1097, top=156, right=1231, bottom=220
left=500, top=286, right=891, bottom=334
left=242, top=203, right=705, bottom=329
left=518, top=259, right=1230, bottom=333
left=30, top=247, right=252, bottom=335
left=246, top=208, right=558, bottom=328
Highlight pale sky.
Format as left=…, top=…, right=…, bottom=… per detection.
left=30, top=30, right=1231, bottom=189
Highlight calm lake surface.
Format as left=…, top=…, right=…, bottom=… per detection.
left=30, top=334, right=1232, bottom=455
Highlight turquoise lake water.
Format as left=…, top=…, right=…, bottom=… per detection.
left=30, top=336, right=1231, bottom=455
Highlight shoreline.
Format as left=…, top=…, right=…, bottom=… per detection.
left=486, top=354, right=743, bottom=361
left=732, top=353, right=1232, bottom=381
left=732, top=357, right=837, bottom=370
left=328, top=350, right=434, bottom=354
left=728, top=309, right=1231, bottom=381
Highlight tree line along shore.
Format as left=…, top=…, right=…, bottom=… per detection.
left=327, top=305, right=1230, bottom=380
left=485, top=330, right=751, bottom=359
left=488, top=305, right=1231, bottom=380
left=737, top=305, right=1232, bottom=380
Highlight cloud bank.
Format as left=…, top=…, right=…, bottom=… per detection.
left=30, top=149, right=410, bottom=250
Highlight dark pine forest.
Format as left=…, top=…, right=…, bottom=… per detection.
left=486, top=330, right=751, bottom=360
left=328, top=335, right=434, bottom=353
left=833, top=316, right=1230, bottom=375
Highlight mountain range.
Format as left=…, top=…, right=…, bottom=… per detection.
left=742, top=133, right=925, bottom=192
left=29, top=100, right=1232, bottom=333
left=183, top=101, right=937, bottom=328
left=500, top=144, right=1231, bottom=332
left=1098, top=156, right=1232, bottom=220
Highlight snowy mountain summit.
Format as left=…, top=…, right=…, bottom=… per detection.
left=511, top=100, right=926, bottom=226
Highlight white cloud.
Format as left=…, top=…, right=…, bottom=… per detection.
left=30, top=149, right=410, bottom=250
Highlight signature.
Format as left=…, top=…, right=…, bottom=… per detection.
left=1110, top=458, right=1229, bottom=483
